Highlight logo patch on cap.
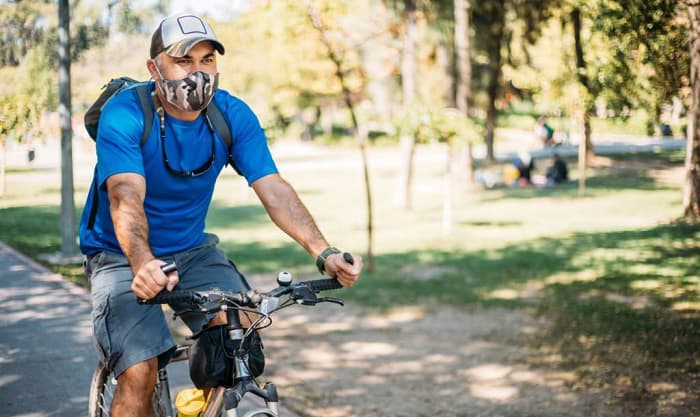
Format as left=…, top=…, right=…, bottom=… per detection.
left=177, top=15, right=208, bottom=36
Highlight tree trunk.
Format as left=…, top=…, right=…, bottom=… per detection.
left=454, top=0, right=471, bottom=114
left=584, top=105, right=595, bottom=160
left=454, top=0, right=475, bottom=188
left=684, top=5, right=700, bottom=218
left=483, top=2, right=504, bottom=163
left=442, top=144, right=453, bottom=235
left=395, top=0, right=418, bottom=209
left=58, top=0, right=78, bottom=257
left=578, top=110, right=588, bottom=197
left=394, top=135, right=415, bottom=208
left=572, top=7, right=596, bottom=161
left=485, top=64, right=499, bottom=162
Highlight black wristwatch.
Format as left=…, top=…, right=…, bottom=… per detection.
left=316, top=247, right=341, bottom=275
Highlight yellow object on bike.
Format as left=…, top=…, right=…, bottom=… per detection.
left=175, top=388, right=205, bottom=417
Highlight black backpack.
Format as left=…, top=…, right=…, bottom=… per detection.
left=84, top=77, right=240, bottom=230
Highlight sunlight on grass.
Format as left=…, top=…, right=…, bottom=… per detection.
left=545, top=270, right=602, bottom=285
left=630, top=280, right=663, bottom=290
left=671, top=301, right=700, bottom=311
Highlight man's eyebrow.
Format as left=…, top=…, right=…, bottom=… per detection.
left=176, top=51, right=215, bottom=60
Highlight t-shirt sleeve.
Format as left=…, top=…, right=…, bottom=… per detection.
left=96, top=90, right=146, bottom=189
left=225, top=97, right=278, bottom=185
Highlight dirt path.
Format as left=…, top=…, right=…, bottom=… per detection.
left=247, top=275, right=621, bottom=417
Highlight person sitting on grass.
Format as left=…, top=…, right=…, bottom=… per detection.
left=546, top=153, right=568, bottom=185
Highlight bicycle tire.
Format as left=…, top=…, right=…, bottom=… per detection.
left=242, top=411, right=278, bottom=417
left=87, top=362, right=166, bottom=417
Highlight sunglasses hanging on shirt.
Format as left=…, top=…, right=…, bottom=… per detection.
left=156, top=106, right=216, bottom=178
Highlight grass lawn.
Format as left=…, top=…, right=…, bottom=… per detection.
left=0, top=143, right=698, bottom=401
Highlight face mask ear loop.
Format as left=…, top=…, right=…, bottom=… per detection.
left=151, top=59, right=167, bottom=97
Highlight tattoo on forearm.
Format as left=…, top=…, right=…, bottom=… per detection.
left=109, top=184, right=153, bottom=271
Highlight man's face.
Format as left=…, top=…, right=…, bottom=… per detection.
left=152, top=41, right=219, bottom=112
left=158, top=41, right=218, bottom=80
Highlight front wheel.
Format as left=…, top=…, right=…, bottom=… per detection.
left=88, top=362, right=166, bottom=417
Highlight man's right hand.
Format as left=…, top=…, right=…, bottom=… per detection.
left=131, top=259, right=179, bottom=300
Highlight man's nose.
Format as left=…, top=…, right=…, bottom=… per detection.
left=190, top=62, right=207, bottom=73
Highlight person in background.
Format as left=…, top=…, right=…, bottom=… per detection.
left=546, top=153, right=568, bottom=185
left=534, top=116, right=555, bottom=146
left=512, top=149, right=535, bottom=187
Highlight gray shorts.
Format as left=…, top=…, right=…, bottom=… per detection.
left=85, top=234, right=250, bottom=377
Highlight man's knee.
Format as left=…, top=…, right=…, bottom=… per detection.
left=118, top=358, right=158, bottom=395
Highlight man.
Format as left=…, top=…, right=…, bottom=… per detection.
left=79, top=13, right=362, bottom=417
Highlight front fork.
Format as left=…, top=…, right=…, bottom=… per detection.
left=200, top=382, right=279, bottom=417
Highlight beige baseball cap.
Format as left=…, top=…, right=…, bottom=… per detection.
left=150, top=13, right=225, bottom=59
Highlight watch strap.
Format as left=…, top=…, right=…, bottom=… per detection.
left=316, top=247, right=341, bottom=275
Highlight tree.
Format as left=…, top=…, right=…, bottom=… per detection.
left=391, top=0, right=419, bottom=209
left=571, top=5, right=596, bottom=195
left=453, top=0, right=474, bottom=185
left=0, top=96, right=40, bottom=197
left=594, top=0, right=688, bottom=133
left=306, top=0, right=376, bottom=270
left=58, top=0, right=78, bottom=258
left=471, top=0, right=554, bottom=162
left=685, top=2, right=700, bottom=218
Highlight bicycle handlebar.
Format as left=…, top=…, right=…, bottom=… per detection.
left=137, top=254, right=351, bottom=308
left=139, top=277, right=343, bottom=311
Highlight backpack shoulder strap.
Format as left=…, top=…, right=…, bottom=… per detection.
left=206, top=101, right=242, bottom=175
left=206, top=101, right=232, bottom=149
left=133, top=83, right=154, bottom=147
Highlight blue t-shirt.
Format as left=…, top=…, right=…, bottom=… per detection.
left=78, top=83, right=278, bottom=256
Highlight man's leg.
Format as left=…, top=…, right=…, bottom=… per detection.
left=111, top=358, right=158, bottom=417
left=86, top=251, right=176, bottom=417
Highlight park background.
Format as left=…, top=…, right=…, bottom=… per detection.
left=0, top=1, right=698, bottom=416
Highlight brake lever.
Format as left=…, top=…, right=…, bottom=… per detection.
left=318, top=296, right=344, bottom=306
left=291, top=285, right=319, bottom=305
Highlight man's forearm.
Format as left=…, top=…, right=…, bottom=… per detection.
left=111, top=203, right=154, bottom=272
left=253, top=175, right=329, bottom=258
left=107, top=178, right=154, bottom=272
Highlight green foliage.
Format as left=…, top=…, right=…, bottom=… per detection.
left=15, top=45, right=58, bottom=109
left=0, top=94, right=41, bottom=143
left=392, top=102, right=482, bottom=144
left=593, top=0, right=688, bottom=117
left=0, top=0, right=51, bottom=67
left=215, top=0, right=365, bottom=127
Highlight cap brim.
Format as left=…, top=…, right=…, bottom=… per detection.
left=164, top=37, right=225, bottom=58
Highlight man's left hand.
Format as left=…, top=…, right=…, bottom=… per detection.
left=325, top=253, right=363, bottom=287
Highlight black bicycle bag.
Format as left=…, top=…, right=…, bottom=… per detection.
left=188, top=325, right=265, bottom=389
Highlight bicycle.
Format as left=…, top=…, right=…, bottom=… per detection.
left=88, top=262, right=348, bottom=417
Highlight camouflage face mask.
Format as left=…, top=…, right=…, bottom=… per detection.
left=154, top=63, right=219, bottom=112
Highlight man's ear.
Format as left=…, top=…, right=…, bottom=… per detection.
left=146, top=59, right=159, bottom=80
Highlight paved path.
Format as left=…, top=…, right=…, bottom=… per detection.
left=0, top=241, right=298, bottom=417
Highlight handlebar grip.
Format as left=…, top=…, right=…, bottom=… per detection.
left=136, top=262, right=179, bottom=304
left=305, top=278, right=343, bottom=292
left=138, top=290, right=198, bottom=305
left=161, top=262, right=177, bottom=274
